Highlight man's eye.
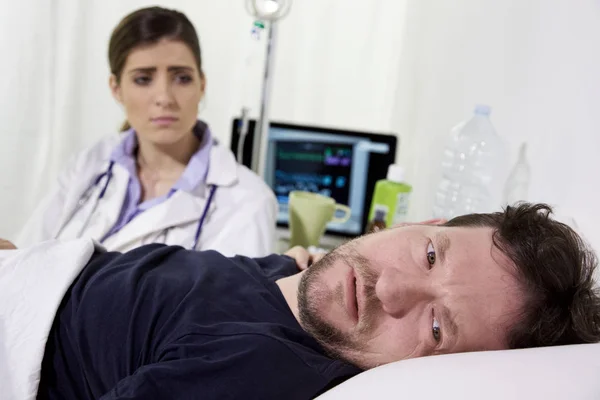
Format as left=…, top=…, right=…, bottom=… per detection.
left=432, top=316, right=441, bottom=342
left=427, top=242, right=436, bottom=267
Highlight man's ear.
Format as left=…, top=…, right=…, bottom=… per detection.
left=109, top=75, right=123, bottom=104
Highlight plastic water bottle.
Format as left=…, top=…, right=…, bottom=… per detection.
left=503, top=142, right=531, bottom=206
left=432, top=105, right=508, bottom=219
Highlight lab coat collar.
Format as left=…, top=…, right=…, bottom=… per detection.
left=87, top=143, right=240, bottom=250
left=205, top=143, right=239, bottom=188
left=100, top=164, right=217, bottom=250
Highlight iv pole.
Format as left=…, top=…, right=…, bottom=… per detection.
left=250, top=21, right=278, bottom=177
left=242, top=0, right=291, bottom=177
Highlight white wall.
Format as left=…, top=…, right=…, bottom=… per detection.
left=0, top=2, right=55, bottom=234
left=393, top=0, right=600, bottom=251
left=270, top=0, right=407, bottom=131
left=51, top=0, right=408, bottom=149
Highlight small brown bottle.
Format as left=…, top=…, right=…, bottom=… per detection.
left=366, top=207, right=387, bottom=234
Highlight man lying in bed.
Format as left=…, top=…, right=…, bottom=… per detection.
left=2, top=203, right=600, bottom=399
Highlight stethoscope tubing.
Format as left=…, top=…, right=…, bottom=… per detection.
left=54, top=161, right=215, bottom=250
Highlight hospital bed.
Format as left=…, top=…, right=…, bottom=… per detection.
left=317, top=342, right=600, bottom=399
left=3, top=234, right=599, bottom=399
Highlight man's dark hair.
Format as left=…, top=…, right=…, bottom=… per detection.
left=445, top=202, right=600, bottom=348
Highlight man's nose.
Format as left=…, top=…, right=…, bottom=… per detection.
left=375, top=267, right=434, bottom=318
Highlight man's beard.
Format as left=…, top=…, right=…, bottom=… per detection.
left=297, top=242, right=380, bottom=368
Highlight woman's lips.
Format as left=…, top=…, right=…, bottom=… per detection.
left=151, top=117, right=178, bottom=126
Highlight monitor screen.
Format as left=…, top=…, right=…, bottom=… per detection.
left=264, top=125, right=396, bottom=236
left=230, top=119, right=397, bottom=237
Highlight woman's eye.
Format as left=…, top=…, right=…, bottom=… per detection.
left=426, top=242, right=436, bottom=267
left=432, top=316, right=441, bottom=342
left=175, top=74, right=193, bottom=84
left=134, top=76, right=151, bottom=86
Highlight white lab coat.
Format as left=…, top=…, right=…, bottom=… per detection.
left=16, top=134, right=278, bottom=257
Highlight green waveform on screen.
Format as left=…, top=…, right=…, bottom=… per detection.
left=277, top=150, right=324, bottom=162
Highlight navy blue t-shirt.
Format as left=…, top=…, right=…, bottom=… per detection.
left=37, top=245, right=361, bottom=400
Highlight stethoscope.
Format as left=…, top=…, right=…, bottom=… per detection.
left=54, top=161, right=217, bottom=250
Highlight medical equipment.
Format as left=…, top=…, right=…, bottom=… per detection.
left=54, top=161, right=217, bottom=250
left=245, top=0, right=292, bottom=20
left=191, top=184, right=217, bottom=250
left=230, top=118, right=398, bottom=237
left=236, top=107, right=251, bottom=164
left=243, top=0, right=293, bottom=177
left=53, top=161, right=115, bottom=240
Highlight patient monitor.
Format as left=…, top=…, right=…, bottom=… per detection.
left=231, top=119, right=397, bottom=237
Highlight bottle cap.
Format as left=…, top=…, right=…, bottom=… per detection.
left=387, top=164, right=405, bottom=183
left=474, top=104, right=492, bottom=116
left=374, top=208, right=387, bottom=220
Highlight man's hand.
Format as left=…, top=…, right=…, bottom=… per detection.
left=285, top=246, right=326, bottom=271
left=0, top=239, right=16, bottom=250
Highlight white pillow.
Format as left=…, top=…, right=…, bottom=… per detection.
left=317, top=343, right=600, bottom=400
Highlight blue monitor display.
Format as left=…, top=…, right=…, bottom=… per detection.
left=230, top=119, right=397, bottom=237
left=264, top=126, right=396, bottom=236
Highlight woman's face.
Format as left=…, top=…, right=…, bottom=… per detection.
left=110, top=39, right=205, bottom=145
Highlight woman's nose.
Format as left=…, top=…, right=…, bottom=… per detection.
left=375, top=267, right=434, bottom=318
left=154, top=78, right=175, bottom=107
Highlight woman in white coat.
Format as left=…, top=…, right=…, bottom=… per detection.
left=15, top=7, right=278, bottom=257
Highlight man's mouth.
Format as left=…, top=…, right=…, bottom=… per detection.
left=345, top=268, right=359, bottom=323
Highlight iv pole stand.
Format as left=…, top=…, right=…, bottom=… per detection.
left=250, top=20, right=278, bottom=178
